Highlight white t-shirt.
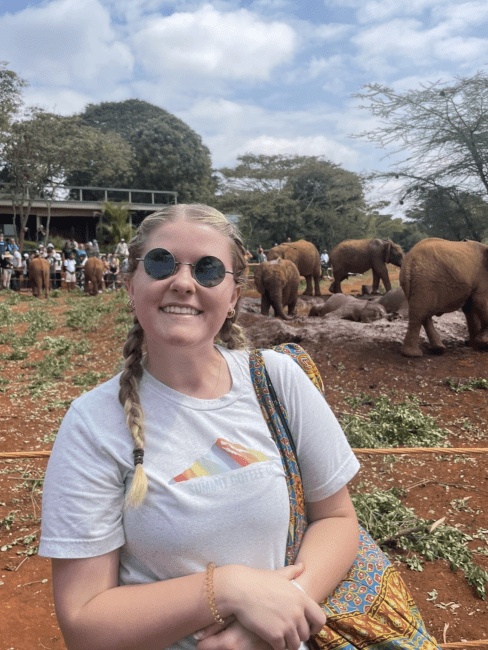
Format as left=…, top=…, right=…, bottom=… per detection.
left=39, top=347, right=359, bottom=650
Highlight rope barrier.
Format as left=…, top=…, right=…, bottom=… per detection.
left=440, top=641, right=488, bottom=648
left=2, top=447, right=488, bottom=460
left=352, top=447, right=488, bottom=455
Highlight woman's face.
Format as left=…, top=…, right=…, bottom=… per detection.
left=127, top=219, right=240, bottom=355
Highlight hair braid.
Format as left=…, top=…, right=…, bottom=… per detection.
left=118, top=316, right=147, bottom=508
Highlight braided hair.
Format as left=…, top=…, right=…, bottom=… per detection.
left=119, top=204, right=248, bottom=507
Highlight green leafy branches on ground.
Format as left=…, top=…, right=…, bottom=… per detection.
left=444, top=377, right=488, bottom=393
left=352, top=488, right=488, bottom=599
left=341, top=394, right=449, bottom=448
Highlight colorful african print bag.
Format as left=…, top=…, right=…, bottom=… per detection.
left=249, top=343, right=441, bottom=650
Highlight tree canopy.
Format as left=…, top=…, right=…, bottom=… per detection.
left=217, top=154, right=369, bottom=251
left=1, top=110, right=135, bottom=250
left=353, top=71, right=488, bottom=241
left=0, top=62, right=27, bottom=134
left=69, top=99, right=216, bottom=202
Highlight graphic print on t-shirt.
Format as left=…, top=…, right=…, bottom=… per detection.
left=170, top=438, right=270, bottom=483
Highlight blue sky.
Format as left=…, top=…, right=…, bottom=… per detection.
left=0, top=0, right=487, bottom=211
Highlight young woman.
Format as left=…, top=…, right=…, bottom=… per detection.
left=39, top=204, right=359, bottom=650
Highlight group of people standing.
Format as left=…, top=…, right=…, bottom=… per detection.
left=0, top=232, right=130, bottom=293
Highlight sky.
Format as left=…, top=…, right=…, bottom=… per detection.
left=0, top=0, right=487, bottom=211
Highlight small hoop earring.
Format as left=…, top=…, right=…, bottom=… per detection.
left=127, top=299, right=135, bottom=311
left=226, top=308, right=236, bottom=319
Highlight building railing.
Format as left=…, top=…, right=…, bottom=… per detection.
left=0, top=183, right=178, bottom=206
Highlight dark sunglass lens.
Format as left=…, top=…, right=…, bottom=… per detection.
left=144, top=248, right=175, bottom=279
left=194, top=256, right=226, bottom=287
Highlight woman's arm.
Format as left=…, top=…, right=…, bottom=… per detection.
left=292, top=485, right=359, bottom=602
left=195, top=486, right=358, bottom=650
left=52, top=550, right=315, bottom=650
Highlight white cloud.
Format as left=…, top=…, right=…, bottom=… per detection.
left=240, top=134, right=359, bottom=166
left=131, top=4, right=297, bottom=81
left=352, top=16, right=488, bottom=71
left=0, top=0, right=133, bottom=91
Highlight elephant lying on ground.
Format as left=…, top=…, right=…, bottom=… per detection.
left=84, top=257, right=105, bottom=295
left=329, top=238, right=404, bottom=294
left=309, top=294, right=386, bottom=323
left=29, top=257, right=50, bottom=298
left=254, top=259, right=300, bottom=320
left=400, top=238, right=488, bottom=356
left=378, top=287, right=409, bottom=317
left=267, top=239, right=321, bottom=296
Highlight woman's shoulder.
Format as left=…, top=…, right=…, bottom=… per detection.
left=68, top=372, right=123, bottom=416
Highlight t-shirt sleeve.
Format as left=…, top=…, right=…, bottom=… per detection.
left=38, top=403, right=126, bottom=559
left=262, top=350, right=360, bottom=502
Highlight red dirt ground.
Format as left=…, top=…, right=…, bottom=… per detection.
left=1, top=271, right=487, bottom=650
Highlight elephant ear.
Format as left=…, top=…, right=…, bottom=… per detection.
left=384, top=239, right=392, bottom=263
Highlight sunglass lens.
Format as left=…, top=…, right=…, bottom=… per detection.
left=144, top=248, right=175, bottom=280
left=194, top=256, right=226, bottom=287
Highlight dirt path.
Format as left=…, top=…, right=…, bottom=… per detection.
left=1, top=276, right=487, bottom=649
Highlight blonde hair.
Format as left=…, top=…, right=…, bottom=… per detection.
left=119, top=204, right=248, bottom=507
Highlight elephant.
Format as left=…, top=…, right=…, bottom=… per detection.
left=253, top=259, right=300, bottom=320
left=378, top=287, right=408, bottom=317
left=29, top=257, right=50, bottom=298
left=329, top=238, right=404, bottom=294
left=400, top=238, right=488, bottom=357
left=309, top=294, right=387, bottom=323
left=84, top=257, right=105, bottom=295
left=266, top=239, right=321, bottom=296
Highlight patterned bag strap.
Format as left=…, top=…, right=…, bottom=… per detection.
left=249, top=344, right=321, bottom=565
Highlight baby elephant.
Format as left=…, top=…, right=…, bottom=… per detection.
left=309, top=293, right=386, bottom=323
left=254, top=259, right=300, bottom=320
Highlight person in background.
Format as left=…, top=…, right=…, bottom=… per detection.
left=92, top=239, right=100, bottom=257
left=10, top=247, right=22, bottom=291
left=63, top=251, right=77, bottom=292
left=115, top=238, right=129, bottom=256
left=22, top=253, right=30, bottom=289
left=1, top=250, right=13, bottom=290
left=256, top=245, right=266, bottom=263
left=320, top=249, right=331, bottom=279
left=0, top=233, right=5, bottom=256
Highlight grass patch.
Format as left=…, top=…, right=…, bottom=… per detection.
left=353, top=488, right=488, bottom=599
left=341, top=394, right=448, bottom=448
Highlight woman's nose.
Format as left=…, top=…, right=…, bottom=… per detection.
left=169, top=263, right=196, bottom=292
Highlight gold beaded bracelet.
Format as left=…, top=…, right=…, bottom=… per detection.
left=205, top=562, right=225, bottom=625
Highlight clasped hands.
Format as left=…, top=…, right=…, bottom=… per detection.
left=195, top=563, right=326, bottom=650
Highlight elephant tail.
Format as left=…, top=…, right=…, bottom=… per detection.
left=399, top=262, right=412, bottom=300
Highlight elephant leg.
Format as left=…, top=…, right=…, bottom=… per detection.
left=313, top=274, right=321, bottom=296
left=270, top=289, right=291, bottom=320
left=422, top=317, right=445, bottom=353
left=401, top=313, right=425, bottom=357
left=329, top=277, right=343, bottom=294
left=303, top=275, right=313, bottom=296
left=260, top=292, right=271, bottom=316
left=465, top=296, right=488, bottom=348
left=372, top=265, right=391, bottom=293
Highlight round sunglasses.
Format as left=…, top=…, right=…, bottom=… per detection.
left=136, top=248, right=235, bottom=287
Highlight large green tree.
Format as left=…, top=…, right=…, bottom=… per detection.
left=2, top=110, right=135, bottom=250
left=405, top=187, right=488, bottom=242
left=68, top=99, right=215, bottom=202
left=353, top=71, right=488, bottom=240
left=217, top=154, right=368, bottom=250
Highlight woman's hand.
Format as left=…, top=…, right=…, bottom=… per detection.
left=214, top=563, right=326, bottom=650
left=196, top=620, right=274, bottom=650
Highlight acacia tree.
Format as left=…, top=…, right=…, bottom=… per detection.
left=353, top=71, right=488, bottom=240
left=2, top=110, right=135, bottom=250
